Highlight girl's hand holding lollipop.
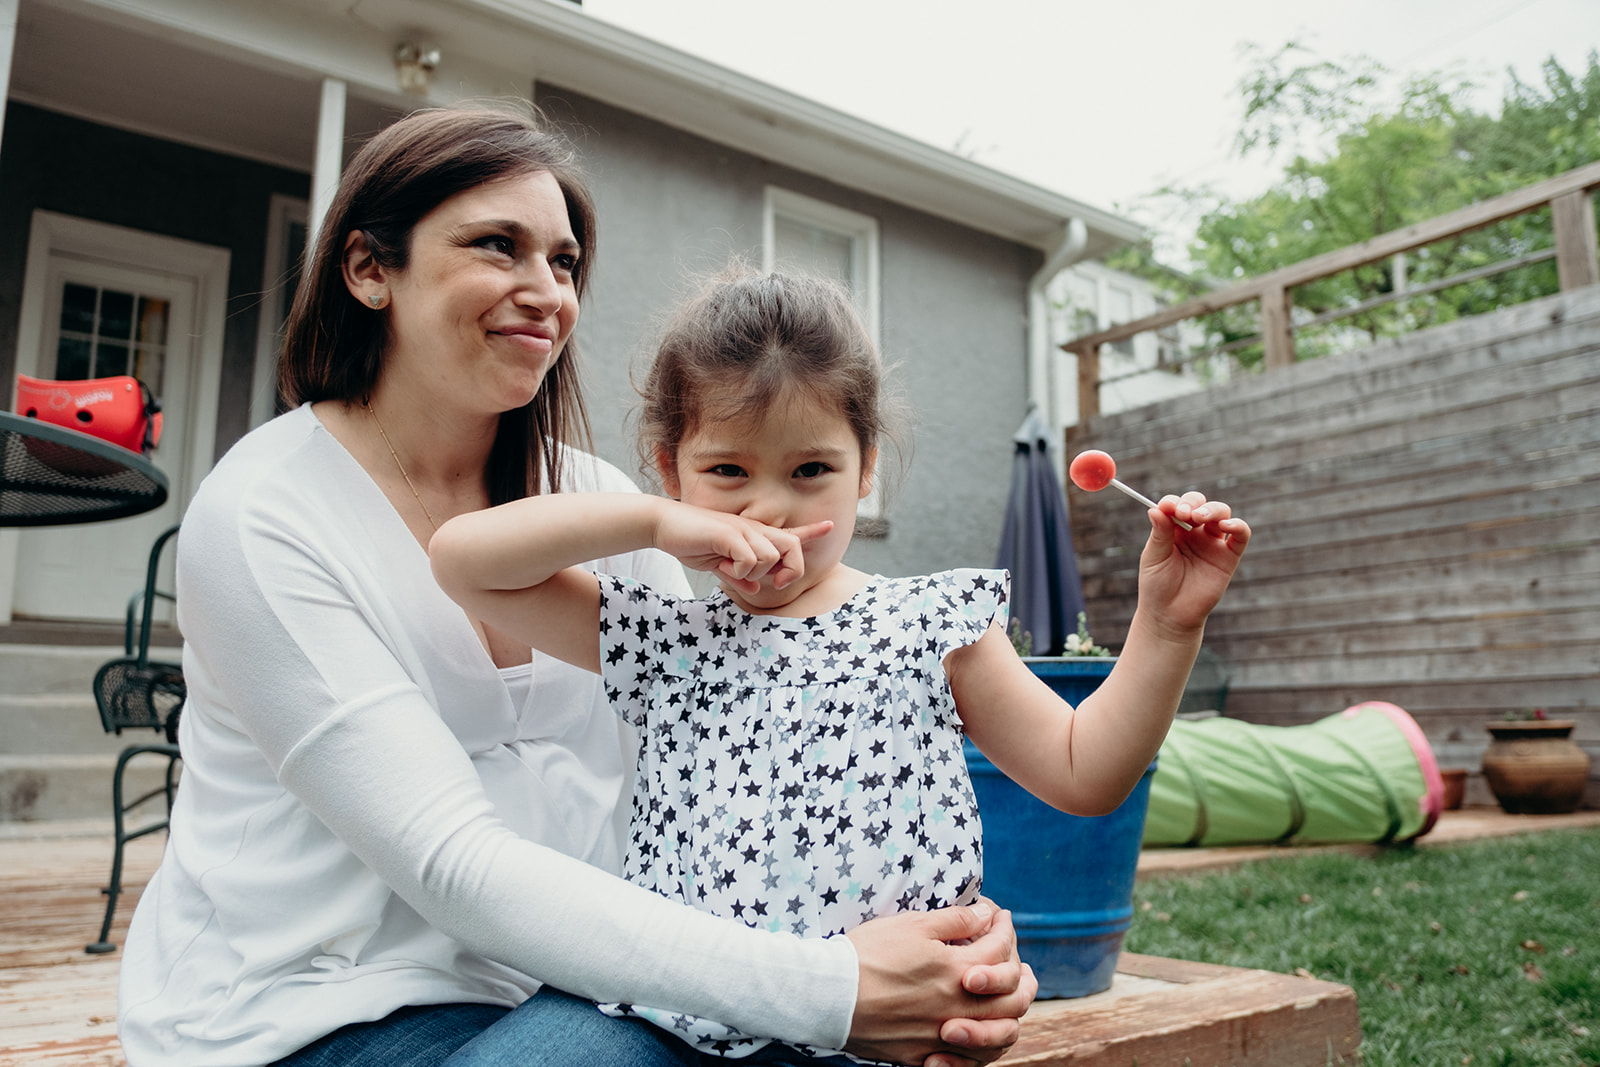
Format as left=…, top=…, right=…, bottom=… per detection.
left=1069, top=449, right=1251, bottom=632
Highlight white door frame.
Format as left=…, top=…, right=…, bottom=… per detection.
left=1, top=210, right=229, bottom=622
left=249, top=192, right=309, bottom=428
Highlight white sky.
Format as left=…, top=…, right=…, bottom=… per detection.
left=583, top=0, right=1598, bottom=256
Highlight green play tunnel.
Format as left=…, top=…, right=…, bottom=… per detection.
left=1143, top=702, right=1445, bottom=848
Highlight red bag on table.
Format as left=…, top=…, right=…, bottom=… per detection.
left=15, top=374, right=163, bottom=455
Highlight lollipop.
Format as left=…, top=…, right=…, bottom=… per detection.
left=1069, top=450, right=1193, bottom=530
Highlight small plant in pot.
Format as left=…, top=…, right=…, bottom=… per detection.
left=1007, top=614, right=1113, bottom=660
left=1481, top=708, right=1590, bottom=814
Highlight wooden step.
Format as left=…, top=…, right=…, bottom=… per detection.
left=1009, top=954, right=1358, bottom=1066
left=0, top=833, right=1361, bottom=1067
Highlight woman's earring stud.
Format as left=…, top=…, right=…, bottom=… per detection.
left=368, top=294, right=384, bottom=308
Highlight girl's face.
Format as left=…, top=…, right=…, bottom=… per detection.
left=662, top=383, right=876, bottom=614
left=362, top=170, right=581, bottom=417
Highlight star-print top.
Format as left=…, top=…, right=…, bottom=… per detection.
left=593, top=568, right=1010, bottom=1061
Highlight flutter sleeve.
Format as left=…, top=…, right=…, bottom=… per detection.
left=928, top=568, right=1011, bottom=662
left=595, top=573, right=674, bottom=727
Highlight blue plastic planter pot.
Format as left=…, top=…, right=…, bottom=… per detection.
left=964, top=656, right=1155, bottom=998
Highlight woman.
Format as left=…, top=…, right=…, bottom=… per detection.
left=117, top=104, right=1034, bottom=1067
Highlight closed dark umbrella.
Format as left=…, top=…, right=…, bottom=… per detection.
left=995, top=409, right=1086, bottom=656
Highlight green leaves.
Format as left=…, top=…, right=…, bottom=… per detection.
left=1122, top=46, right=1600, bottom=367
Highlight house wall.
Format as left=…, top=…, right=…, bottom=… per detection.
left=0, top=102, right=310, bottom=458
left=539, top=88, right=1040, bottom=580
left=1065, top=286, right=1600, bottom=807
left=1, top=93, right=1042, bottom=583
left=1048, top=261, right=1210, bottom=435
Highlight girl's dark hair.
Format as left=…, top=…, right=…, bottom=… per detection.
left=639, top=268, right=897, bottom=477
left=278, top=103, right=595, bottom=502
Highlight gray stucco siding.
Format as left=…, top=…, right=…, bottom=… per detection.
left=0, top=94, right=1038, bottom=583
left=539, top=88, right=1038, bottom=581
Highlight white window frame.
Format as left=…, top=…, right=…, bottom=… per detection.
left=762, top=187, right=885, bottom=526
left=762, top=187, right=881, bottom=349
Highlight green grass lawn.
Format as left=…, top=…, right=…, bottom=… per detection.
left=1124, top=826, right=1600, bottom=1066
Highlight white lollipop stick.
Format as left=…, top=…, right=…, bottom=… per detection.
left=1109, top=478, right=1193, bottom=531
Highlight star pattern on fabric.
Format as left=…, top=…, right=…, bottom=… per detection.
left=593, top=569, right=1008, bottom=1061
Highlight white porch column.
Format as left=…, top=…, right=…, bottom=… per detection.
left=0, top=1, right=19, bottom=619
left=308, top=77, right=347, bottom=252
left=0, top=0, right=19, bottom=146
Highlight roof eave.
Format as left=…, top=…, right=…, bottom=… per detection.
left=467, top=0, right=1144, bottom=255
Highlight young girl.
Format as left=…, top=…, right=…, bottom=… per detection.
left=430, top=269, right=1250, bottom=1065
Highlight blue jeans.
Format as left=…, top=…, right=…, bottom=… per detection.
left=267, top=1002, right=511, bottom=1067
left=268, top=989, right=854, bottom=1067
left=445, top=987, right=856, bottom=1067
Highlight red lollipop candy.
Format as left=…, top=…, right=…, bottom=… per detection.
left=1068, top=449, right=1117, bottom=492
left=1069, top=449, right=1192, bottom=530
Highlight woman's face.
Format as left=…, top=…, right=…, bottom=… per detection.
left=377, top=170, right=581, bottom=415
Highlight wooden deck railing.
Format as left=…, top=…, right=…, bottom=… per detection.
left=1064, top=159, right=1600, bottom=421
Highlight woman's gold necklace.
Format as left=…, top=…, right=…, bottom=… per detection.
left=367, top=403, right=439, bottom=532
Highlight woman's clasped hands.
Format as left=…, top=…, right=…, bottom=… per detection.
left=845, top=899, right=1037, bottom=1067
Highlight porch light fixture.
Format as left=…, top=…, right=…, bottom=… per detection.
left=394, top=42, right=441, bottom=94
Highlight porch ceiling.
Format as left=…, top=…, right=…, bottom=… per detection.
left=12, top=2, right=316, bottom=169
left=8, top=0, right=1143, bottom=256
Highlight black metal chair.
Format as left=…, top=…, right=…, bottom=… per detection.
left=86, top=523, right=183, bottom=954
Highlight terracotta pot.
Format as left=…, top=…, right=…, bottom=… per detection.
left=1439, top=768, right=1468, bottom=811
left=1481, top=721, right=1590, bottom=814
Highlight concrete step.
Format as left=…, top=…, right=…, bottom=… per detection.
left=0, top=643, right=182, bottom=825
left=0, top=753, right=180, bottom=822
left=0, top=693, right=127, bottom=754
left=1, top=644, right=128, bottom=696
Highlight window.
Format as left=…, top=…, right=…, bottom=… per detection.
left=1106, top=285, right=1135, bottom=357
left=53, top=282, right=170, bottom=390
left=763, top=188, right=886, bottom=529
left=763, top=187, right=880, bottom=348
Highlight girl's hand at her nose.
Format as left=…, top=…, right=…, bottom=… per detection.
left=653, top=502, right=832, bottom=591
left=745, top=520, right=833, bottom=590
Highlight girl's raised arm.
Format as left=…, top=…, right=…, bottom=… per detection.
left=430, top=494, right=823, bottom=672
left=950, top=491, right=1249, bottom=816
left=429, top=493, right=669, bottom=672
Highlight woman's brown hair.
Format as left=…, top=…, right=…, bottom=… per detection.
left=278, top=103, right=595, bottom=502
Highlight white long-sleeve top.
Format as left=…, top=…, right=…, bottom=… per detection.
left=117, top=404, right=857, bottom=1066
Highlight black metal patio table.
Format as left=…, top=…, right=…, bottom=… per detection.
left=0, top=411, right=169, bottom=526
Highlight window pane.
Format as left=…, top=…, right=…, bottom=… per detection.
left=136, top=297, right=170, bottom=346
left=55, top=336, right=93, bottom=380
left=1107, top=286, right=1136, bottom=357
left=98, top=341, right=131, bottom=376
left=132, top=347, right=165, bottom=392
left=1107, top=286, right=1134, bottom=323
left=100, top=289, right=135, bottom=342
left=60, top=283, right=98, bottom=335
left=773, top=216, right=854, bottom=288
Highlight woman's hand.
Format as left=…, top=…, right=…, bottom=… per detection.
left=844, top=900, right=1037, bottom=1066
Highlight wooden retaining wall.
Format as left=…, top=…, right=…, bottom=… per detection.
left=1065, top=286, right=1600, bottom=806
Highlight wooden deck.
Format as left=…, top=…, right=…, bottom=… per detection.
left=0, top=833, right=1352, bottom=1067
left=5, top=808, right=1594, bottom=1065
left=15, top=809, right=1600, bottom=1067
left=0, top=831, right=155, bottom=1067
